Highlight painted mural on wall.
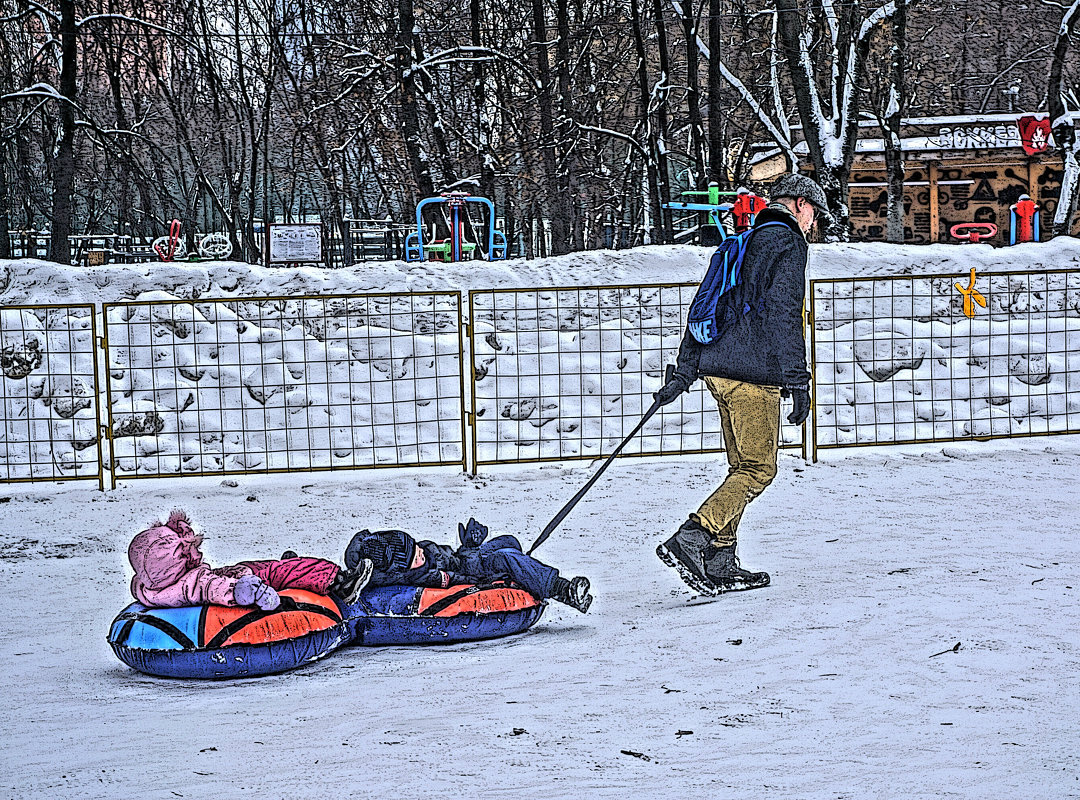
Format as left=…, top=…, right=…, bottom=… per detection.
left=848, top=169, right=932, bottom=244
left=848, top=164, right=1065, bottom=246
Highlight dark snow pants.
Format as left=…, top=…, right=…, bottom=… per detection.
left=472, top=535, right=559, bottom=600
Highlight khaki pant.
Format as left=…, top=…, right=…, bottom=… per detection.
left=692, top=377, right=780, bottom=548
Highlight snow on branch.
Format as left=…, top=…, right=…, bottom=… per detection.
left=821, top=0, right=841, bottom=47
left=1, top=83, right=71, bottom=105
left=0, top=6, right=46, bottom=24
left=1058, top=0, right=1080, bottom=35
left=75, top=13, right=183, bottom=38
left=20, top=0, right=59, bottom=23
left=858, top=1, right=898, bottom=43
left=830, top=1, right=899, bottom=159
left=414, top=45, right=537, bottom=86
left=668, top=0, right=796, bottom=164
left=576, top=123, right=649, bottom=159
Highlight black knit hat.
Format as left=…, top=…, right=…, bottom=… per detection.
left=345, top=529, right=417, bottom=573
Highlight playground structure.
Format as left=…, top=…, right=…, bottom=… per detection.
left=405, top=192, right=508, bottom=262
left=662, top=182, right=765, bottom=240
left=949, top=222, right=998, bottom=244
left=663, top=182, right=734, bottom=239
left=731, top=187, right=768, bottom=233
left=152, top=219, right=234, bottom=261
left=1009, top=195, right=1041, bottom=244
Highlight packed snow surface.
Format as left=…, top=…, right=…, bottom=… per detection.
left=1, top=240, right=1079, bottom=797
left=1, top=442, right=1078, bottom=798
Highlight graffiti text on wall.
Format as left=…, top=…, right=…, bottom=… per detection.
left=931, top=124, right=1020, bottom=151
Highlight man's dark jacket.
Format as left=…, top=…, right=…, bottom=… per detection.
left=672, top=204, right=810, bottom=390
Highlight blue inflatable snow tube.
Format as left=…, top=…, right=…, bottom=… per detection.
left=107, top=589, right=349, bottom=679
left=340, top=582, right=545, bottom=646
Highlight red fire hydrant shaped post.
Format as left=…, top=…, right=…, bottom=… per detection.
left=1009, top=195, right=1040, bottom=245
left=732, top=187, right=768, bottom=233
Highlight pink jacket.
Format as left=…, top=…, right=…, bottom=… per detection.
left=128, top=510, right=252, bottom=608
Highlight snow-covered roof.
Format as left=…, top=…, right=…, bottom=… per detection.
left=857, top=111, right=1080, bottom=128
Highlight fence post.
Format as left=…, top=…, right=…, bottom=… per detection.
left=808, top=287, right=819, bottom=463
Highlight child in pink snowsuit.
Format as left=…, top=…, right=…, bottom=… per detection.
left=128, top=510, right=371, bottom=610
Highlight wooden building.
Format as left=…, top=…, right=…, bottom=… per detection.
left=751, top=113, right=1080, bottom=246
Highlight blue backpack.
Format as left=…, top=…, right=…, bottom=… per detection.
left=686, top=221, right=787, bottom=344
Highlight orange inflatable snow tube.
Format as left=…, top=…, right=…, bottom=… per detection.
left=201, top=590, right=341, bottom=647
left=415, top=583, right=540, bottom=617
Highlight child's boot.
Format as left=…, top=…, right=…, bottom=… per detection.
left=553, top=576, right=593, bottom=613
left=329, top=559, right=373, bottom=604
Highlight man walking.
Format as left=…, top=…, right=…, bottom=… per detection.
left=653, top=173, right=829, bottom=595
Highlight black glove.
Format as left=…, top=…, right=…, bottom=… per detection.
left=653, top=365, right=690, bottom=407
left=458, top=517, right=488, bottom=547
left=786, top=387, right=811, bottom=425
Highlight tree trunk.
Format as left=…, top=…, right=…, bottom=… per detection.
left=1048, top=0, right=1080, bottom=236
left=48, top=0, right=78, bottom=264
left=775, top=0, right=874, bottom=236
left=0, top=142, right=10, bottom=258
left=885, top=0, right=907, bottom=243
left=707, top=0, right=724, bottom=183
left=651, top=0, right=674, bottom=241
left=397, top=0, right=435, bottom=201
left=555, top=0, right=582, bottom=251
left=681, top=1, right=706, bottom=187
left=411, top=34, right=457, bottom=189
left=630, top=0, right=663, bottom=245
left=531, top=0, right=570, bottom=254
left=471, top=0, right=496, bottom=204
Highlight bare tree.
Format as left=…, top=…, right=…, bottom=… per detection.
left=774, top=0, right=900, bottom=234
left=1048, top=0, right=1080, bottom=236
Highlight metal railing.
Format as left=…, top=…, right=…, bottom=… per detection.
left=467, top=284, right=806, bottom=472
left=5, top=267, right=1077, bottom=489
left=810, top=269, right=1080, bottom=458
left=0, top=304, right=103, bottom=487
left=101, top=292, right=466, bottom=487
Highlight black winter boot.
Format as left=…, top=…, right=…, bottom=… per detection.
left=702, top=544, right=770, bottom=594
left=656, top=518, right=715, bottom=594
left=329, top=558, right=373, bottom=604
left=552, top=576, right=593, bottom=613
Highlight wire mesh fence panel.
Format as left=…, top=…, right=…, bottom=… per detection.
left=811, top=269, right=1080, bottom=454
left=469, top=285, right=805, bottom=468
left=103, top=293, right=465, bottom=482
left=1, top=304, right=102, bottom=484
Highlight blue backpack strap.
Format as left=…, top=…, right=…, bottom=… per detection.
left=686, top=221, right=789, bottom=344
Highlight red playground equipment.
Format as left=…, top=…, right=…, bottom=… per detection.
left=949, top=222, right=998, bottom=244
left=1009, top=195, right=1041, bottom=244
left=732, top=187, right=767, bottom=233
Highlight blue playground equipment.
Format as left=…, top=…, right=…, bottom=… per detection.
left=662, top=181, right=738, bottom=240
left=405, top=192, right=508, bottom=262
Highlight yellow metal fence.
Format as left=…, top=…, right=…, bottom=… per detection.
left=467, top=284, right=806, bottom=471
left=5, top=268, right=1078, bottom=489
left=0, top=304, right=103, bottom=488
left=810, top=268, right=1080, bottom=459
left=101, top=293, right=466, bottom=487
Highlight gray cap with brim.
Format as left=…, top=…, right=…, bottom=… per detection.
left=770, top=173, right=835, bottom=225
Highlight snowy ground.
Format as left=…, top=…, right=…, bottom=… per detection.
left=1, top=436, right=1079, bottom=798
left=2, top=240, right=1080, bottom=797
